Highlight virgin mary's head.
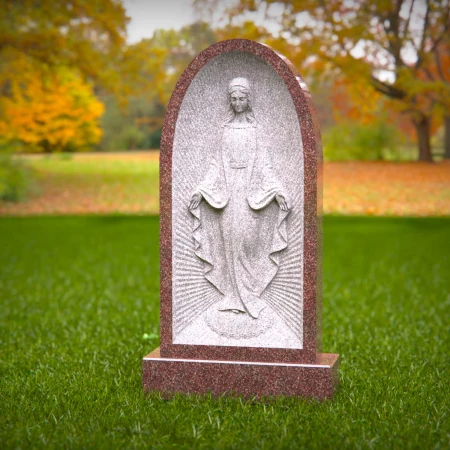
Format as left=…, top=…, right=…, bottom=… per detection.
left=226, top=77, right=256, bottom=124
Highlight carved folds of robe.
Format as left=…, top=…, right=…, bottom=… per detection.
left=190, top=121, right=289, bottom=318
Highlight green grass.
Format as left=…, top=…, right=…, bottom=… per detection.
left=1, top=216, right=449, bottom=449
left=25, top=154, right=160, bottom=212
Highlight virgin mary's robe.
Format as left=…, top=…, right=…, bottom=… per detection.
left=190, top=121, right=289, bottom=319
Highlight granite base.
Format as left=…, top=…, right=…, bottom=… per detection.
left=143, top=348, right=339, bottom=400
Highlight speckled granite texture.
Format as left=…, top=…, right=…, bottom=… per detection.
left=146, top=39, right=338, bottom=398
left=143, top=348, right=339, bottom=400
left=158, top=39, right=327, bottom=364
left=172, top=52, right=304, bottom=350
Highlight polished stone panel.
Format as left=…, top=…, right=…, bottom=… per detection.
left=144, top=39, right=338, bottom=399
left=143, top=348, right=339, bottom=400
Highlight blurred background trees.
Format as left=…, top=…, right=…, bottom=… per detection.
left=0, top=0, right=128, bottom=153
left=98, top=22, right=217, bottom=151
left=195, top=0, right=450, bottom=161
left=0, top=58, right=104, bottom=153
left=0, top=0, right=449, bottom=161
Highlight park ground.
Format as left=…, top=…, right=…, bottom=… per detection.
left=0, top=152, right=450, bottom=216
left=1, top=152, right=449, bottom=449
left=1, top=215, right=449, bottom=448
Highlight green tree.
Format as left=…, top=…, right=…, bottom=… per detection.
left=101, top=22, right=218, bottom=150
left=143, top=22, right=217, bottom=105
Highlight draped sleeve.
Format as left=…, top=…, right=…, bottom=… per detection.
left=247, top=145, right=287, bottom=210
left=189, top=148, right=229, bottom=294
left=247, top=138, right=290, bottom=278
left=195, top=152, right=228, bottom=209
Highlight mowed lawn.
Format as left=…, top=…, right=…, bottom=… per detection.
left=1, top=215, right=449, bottom=449
left=1, top=152, right=450, bottom=216
left=0, top=152, right=160, bottom=216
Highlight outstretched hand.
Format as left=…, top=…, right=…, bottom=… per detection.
left=189, top=192, right=202, bottom=210
left=276, top=193, right=290, bottom=211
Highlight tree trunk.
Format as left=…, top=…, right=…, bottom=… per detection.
left=413, top=116, right=433, bottom=162
left=444, top=115, right=450, bottom=160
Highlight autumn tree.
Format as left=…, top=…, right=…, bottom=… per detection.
left=197, top=0, right=450, bottom=161
left=439, top=43, right=450, bottom=159
left=0, top=0, right=128, bottom=94
left=100, top=22, right=218, bottom=148
left=143, top=22, right=217, bottom=105
left=0, top=55, right=104, bottom=152
left=0, top=0, right=130, bottom=153
left=422, top=40, right=450, bottom=159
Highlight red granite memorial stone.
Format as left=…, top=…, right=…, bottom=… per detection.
left=142, top=39, right=339, bottom=400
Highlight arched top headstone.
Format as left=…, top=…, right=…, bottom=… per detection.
left=158, top=39, right=323, bottom=364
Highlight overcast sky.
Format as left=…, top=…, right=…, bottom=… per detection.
left=122, top=0, right=282, bottom=43
left=123, top=0, right=197, bottom=43
left=122, top=0, right=412, bottom=84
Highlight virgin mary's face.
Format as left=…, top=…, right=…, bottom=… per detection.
left=230, top=92, right=249, bottom=113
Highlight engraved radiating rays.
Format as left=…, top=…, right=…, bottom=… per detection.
left=173, top=163, right=304, bottom=340
left=173, top=129, right=304, bottom=340
left=262, top=182, right=303, bottom=338
left=172, top=57, right=305, bottom=343
left=172, top=152, right=222, bottom=336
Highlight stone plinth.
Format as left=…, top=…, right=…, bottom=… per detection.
left=143, top=348, right=339, bottom=400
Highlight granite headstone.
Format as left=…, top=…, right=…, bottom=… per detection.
left=142, top=39, right=339, bottom=399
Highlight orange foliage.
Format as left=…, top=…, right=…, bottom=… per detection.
left=328, top=76, right=442, bottom=141
left=1, top=153, right=449, bottom=217
left=324, top=161, right=450, bottom=217
left=0, top=54, right=104, bottom=152
left=329, top=77, right=384, bottom=125
left=0, top=0, right=128, bottom=98
left=415, top=41, right=450, bottom=124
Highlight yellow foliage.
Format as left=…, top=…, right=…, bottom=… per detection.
left=0, top=55, right=104, bottom=152
left=0, top=0, right=128, bottom=98
left=330, top=76, right=386, bottom=125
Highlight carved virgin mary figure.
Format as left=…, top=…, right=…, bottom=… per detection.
left=189, top=77, right=290, bottom=320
